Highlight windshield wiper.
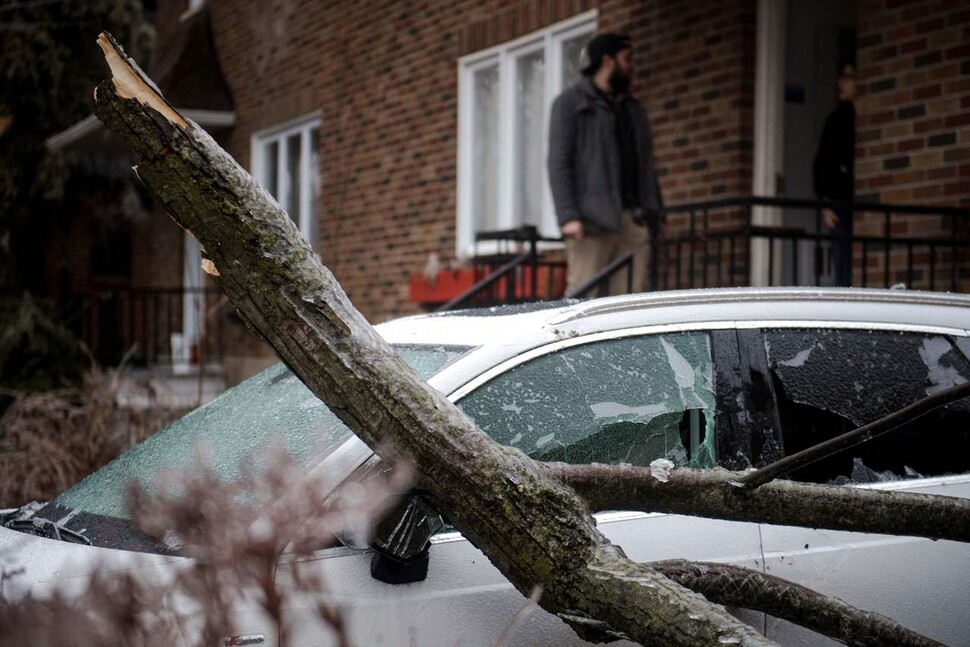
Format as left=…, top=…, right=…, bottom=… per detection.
left=2, top=504, right=92, bottom=546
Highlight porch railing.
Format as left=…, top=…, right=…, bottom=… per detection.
left=60, top=287, right=226, bottom=368
left=571, top=196, right=969, bottom=298
left=436, top=226, right=567, bottom=312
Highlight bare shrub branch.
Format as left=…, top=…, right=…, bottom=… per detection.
left=2, top=445, right=410, bottom=647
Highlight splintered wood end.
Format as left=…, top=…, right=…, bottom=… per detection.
left=97, top=32, right=187, bottom=130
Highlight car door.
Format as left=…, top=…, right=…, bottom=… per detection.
left=749, top=324, right=970, bottom=646
left=282, top=326, right=768, bottom=646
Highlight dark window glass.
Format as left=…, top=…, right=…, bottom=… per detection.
left=91, top=221, right=132, bottom=279
left=764, top=329, right=970, bottom=483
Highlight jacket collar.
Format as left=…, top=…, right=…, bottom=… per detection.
left=577, top=76, right=631, bottom=110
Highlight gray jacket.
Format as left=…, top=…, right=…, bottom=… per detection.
left=547, top=77, right=664, bottom=235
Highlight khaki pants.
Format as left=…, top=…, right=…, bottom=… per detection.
left=565, top=210, right=651, bottom=296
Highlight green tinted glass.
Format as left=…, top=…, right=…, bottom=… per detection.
left=459, top=333, right=716, bottom=468
left=56, top=345, right=469, bottom=519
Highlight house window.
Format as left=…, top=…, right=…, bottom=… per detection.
left=457, top=12, right=596, bottom=256
left=252, top=117, right=321, bottom=249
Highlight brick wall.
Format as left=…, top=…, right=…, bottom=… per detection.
left=627, top=0, right=756, bottom=287
left=203, top=0, right=757, bottom=324
left=632, top=1, right=756, bottom=207
left=855, top=0, right=969, bottom=290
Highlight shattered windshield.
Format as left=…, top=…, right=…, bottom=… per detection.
left=54, top=345, right=470, bottom=520
left=458, top=332, right=716, bottom=468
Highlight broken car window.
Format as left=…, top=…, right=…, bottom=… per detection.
left=458, top=332, right=717, bottom=468
left=764, top=329, right=970, bottom=483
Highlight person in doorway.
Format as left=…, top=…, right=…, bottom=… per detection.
left=813, top=60, right=856, bottom=287
left=547, top=32, right=664, bottom=296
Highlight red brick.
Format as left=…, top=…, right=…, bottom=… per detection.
left=913, top=84, right=942, bottom=99
left=946, top=43, right=970, bottom=59
left=900, top=37, right=928, bottom=53
left=949, top=9, right=970, bottom=26
left=898, top=137, right=926, bottom=152
left=944, top=181, right=970, bottom=196
left=928, top=166, right=957, bottom=180
left=869, top=110, right=896, bottom=125
left=912, top=184, right=942, bottom=199
left=945, top=112, right=970, bottom=128
left=914, top=117, right=945, bottom=133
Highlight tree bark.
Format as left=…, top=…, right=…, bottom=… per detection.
left=91, top=33, right=958, bottom=647
left=653, top=560, right=944, bottom=647
left=555, top=463, right=970, bottom=542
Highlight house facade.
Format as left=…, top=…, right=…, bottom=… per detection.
left=48, top=0, right=970, bottom=382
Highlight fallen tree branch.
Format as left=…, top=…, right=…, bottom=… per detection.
left=653, top=559, right=944, bottom=647
left=554, top=463, right=970, bottom=543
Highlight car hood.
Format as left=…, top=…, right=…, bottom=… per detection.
left=0, top=523, right=184, bottom=601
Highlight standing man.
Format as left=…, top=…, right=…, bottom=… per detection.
left=548, top=32, right=664, bottom=296
left=813, top=60, right=856, bottom=287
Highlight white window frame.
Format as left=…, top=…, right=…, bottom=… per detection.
left=457, top=11, right=597, bottom=257
left=251, top=114, right=321, bottom=248
left=181, top=0, right=206, bottom=21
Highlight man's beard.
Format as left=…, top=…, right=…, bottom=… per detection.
left=610, top=67, right=631, bottom=94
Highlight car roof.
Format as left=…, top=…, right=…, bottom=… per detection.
left=378, top=287, right=970, bottom=351
left=378, top=287, right=970, bottom=398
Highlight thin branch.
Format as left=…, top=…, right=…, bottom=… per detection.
left=553, top=463, right=970, bottom=543
left=653, top=559, right=943, bottom=647
left=737, top=381, right=970, bottom=490
left=492, top=585, right=542, bottom=647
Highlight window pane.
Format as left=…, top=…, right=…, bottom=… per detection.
left=764, top=329, right=970, bottom=483
left=514, top=51, right=545, bottom=228
left=561, top=33, right=587, bottom=89
left=459, top=333, right=716, bottom=468
left=54, top=344, right=469, bottom=520
left=262, top=141, right=279, bottom=199
left=286, top=133, right=302, bottom=227
left=310, top=127, right=321, bottom=244
left=472, top=64, right=500, bottom=234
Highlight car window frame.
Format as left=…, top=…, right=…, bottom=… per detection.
left=454, top=328, right=720, bottom=469
left=447, top=321, right=739, bottom=401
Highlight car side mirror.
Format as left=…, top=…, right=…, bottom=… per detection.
left=370, top=493, right=443, bottom=584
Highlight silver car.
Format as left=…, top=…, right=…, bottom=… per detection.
left=3, top=287, right=969, bottom=646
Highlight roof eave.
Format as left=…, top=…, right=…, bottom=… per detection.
left=46, top=109, right=236, bottom=152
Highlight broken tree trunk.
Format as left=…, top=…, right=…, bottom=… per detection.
left=92, top=32, right=963, bottom=646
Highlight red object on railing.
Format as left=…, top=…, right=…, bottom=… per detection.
left=408, top=269, right=477, bottom=304
left=408, top=266, right=565, bottom=305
